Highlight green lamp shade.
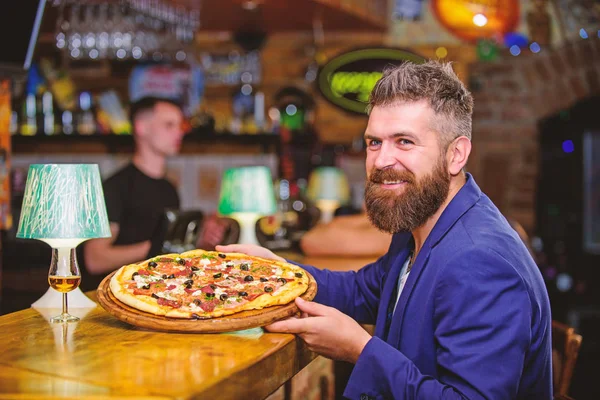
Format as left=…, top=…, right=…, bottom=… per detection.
left=307, top=167, right=351, bottom=204
left=217, top=166, right=277, bottom=216
left=17, top=164, right=111, bottom=240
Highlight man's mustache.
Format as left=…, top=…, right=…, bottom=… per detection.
left=369, top=169, right=415, bottom=184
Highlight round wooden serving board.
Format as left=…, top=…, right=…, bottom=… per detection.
left=96, top=270, right=317, bottom=333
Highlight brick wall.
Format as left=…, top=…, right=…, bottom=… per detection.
left=468, top=38, right=600, bottom=233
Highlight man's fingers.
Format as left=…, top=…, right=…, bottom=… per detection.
left=295, top=297, right=333, bottom=317
left=265, top=317, right=309, bottom=334
left=215, top=244, right=256, bottom=254
left=214, top=244, right=284, bottom=261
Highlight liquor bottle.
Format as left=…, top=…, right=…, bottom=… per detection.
left=76, top=92, right=95, bottom=135
left=62, top=110, right=74, bottom=135
left=257, top=179, right=292, bottom=251
left=39, top=58, right=77, bottom=112
left=20, top=93, right=37, bottom=136
left=9, top=107, right=18, bottom=135
left=257, top=178, right=318, bottom=252
left=41, top=91, right=56, bottom=135
left=254, top=91, right=265, bottom=131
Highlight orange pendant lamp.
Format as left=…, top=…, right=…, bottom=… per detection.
left=432, top=0, right=520, bottom=42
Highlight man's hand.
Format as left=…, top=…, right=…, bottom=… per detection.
left=215, top=244, right=286, bottom=263
left=265, top=297, right=372, bottom=364
left=84, top=223, right=152, bottom=275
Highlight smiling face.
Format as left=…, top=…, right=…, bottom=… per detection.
left=364, top=101, right=451, bottom=233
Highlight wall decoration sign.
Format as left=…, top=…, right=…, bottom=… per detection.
left=317, top=48, right=425, bottom=115
left=129, top=64, right=204, bottom=118
left=431, top=0, right=520, bottom=42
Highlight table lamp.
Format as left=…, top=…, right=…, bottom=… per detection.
left=306, top=167, right=351, bottom=223
left=17, top=164, right=111, bottom=322
left=217, top=166, right=276, bottom=246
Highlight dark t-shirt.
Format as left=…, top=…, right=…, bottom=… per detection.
left=80, top=163, right=179, bottom=290
left=104, top=163, right=179, bottom=249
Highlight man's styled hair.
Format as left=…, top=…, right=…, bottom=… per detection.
left=368, top=60, right=474, bottom=147
left=129, top=96, right=183, bottom=125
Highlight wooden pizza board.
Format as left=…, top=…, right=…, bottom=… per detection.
left=96, top=270, right=317, bottom=333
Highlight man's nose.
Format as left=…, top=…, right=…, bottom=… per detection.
left=373, top=146, right=397, bottom=170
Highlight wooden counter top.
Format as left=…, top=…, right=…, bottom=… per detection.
left=0, top=256, right=374, bottom=399
left=0, top=292, right=315, bottom=399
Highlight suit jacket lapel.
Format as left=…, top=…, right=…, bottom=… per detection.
left=385, top=248, right=431, bottom=345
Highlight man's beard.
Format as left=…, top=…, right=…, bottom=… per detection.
left=365, top=159, right=451, bottom=234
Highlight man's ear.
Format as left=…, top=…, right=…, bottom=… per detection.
left=446, top=136, right=471, bottom=176
left=134, top=118, right=147, bottom=138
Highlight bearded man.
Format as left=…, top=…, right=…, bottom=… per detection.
left=218, top=61, right=553, bottom=399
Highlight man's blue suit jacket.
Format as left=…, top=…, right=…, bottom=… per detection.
left=300, top=174, right=553, bottom=399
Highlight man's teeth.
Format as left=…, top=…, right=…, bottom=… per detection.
left=383, top=180, right=404, bottom=184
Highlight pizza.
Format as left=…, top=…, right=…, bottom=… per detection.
left=109, top=249, right=311, bottom=319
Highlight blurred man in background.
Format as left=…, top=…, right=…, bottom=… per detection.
left=82, top=97, right=185, bottom=288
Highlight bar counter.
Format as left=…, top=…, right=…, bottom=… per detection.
left=0, top=256, right=376, bottom=399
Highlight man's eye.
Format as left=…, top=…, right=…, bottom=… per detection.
left=398, top=139, right=414, bottom=145
left=367, top=139, right=381, bottom=147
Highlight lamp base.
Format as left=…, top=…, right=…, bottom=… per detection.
left=316, top=200, right=340, bottom=224
left=231, top=212, right=261, bottom=246
left=318, top=208, right=335, bottom=224
left=31, top=287, right=97, bottom=309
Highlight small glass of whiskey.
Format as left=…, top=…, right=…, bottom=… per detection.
left=47, top=247, right=82, bottom=323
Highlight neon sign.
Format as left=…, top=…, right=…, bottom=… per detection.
left=317, top=48, right=425, bottom=114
